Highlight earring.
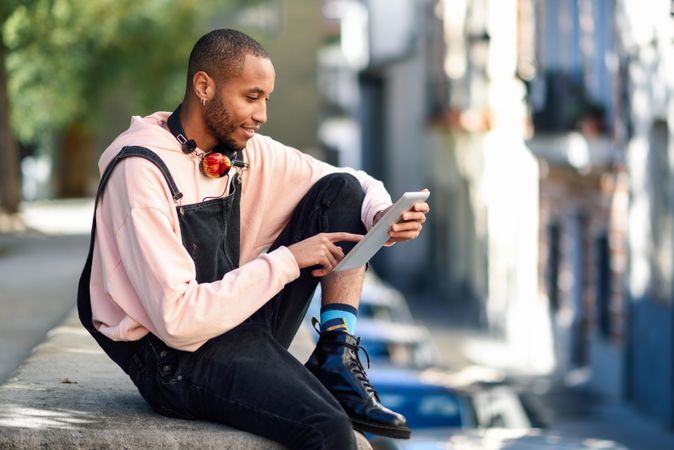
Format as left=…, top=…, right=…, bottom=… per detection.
left=201, top=97, right=206, bottom=106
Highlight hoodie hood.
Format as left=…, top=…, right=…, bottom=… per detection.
left=98, top=111, right=178, bottom=174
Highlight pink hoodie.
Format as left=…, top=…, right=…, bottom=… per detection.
left=89, top=112, right=392, bottom=351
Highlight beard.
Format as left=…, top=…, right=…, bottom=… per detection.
left=204, top=94, right=243, bottom=151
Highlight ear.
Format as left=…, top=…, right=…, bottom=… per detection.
left=192, top=71, right=215, bottom=101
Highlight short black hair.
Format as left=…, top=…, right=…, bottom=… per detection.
left=187, top=29, right=269, bottom=86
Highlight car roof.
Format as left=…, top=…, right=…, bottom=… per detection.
left=368, top=368, right=464, bottom=391
left=360, top=283, right=405, bottom=305
left=357, top=319, right=429, bottom=342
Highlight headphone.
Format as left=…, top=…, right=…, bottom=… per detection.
left=166, top=104, right=247, bottom=179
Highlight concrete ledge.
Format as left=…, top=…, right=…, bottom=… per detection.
left=0, top=310, right=371, bottom=449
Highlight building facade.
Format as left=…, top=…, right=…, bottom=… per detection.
left=319, top=0, right=674, bottom=429
left=618, top=0, right=674, bottom=426
left=503, top=0, right=674, bottom=427
left=318, top=0, right=547, bottom=367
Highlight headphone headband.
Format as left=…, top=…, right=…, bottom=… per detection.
left=166, top=104, right=197, bottom=154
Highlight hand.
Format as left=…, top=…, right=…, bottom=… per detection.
left=374, top=189, right=430, bottom=246
left=287, top=232, right=364, bottom=277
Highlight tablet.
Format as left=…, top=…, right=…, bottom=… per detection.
left=333, top=191, right=430, bottom=272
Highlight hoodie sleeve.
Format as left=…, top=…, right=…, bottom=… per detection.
left=105, top=158, right=300, bottom=351
left=116, top=207, right=299, bottom=350
left=258, top=136, right=393, bottom=229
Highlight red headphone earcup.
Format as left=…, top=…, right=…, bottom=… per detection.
left=201, top=153, right=232, bottom=178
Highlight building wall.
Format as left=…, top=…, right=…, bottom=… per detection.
left=620, top=0, right=674, bottom=424
left=352, top=0, right=437, bottom=290
left=419, top=0, right=542, bottom=343
left=374, top=30, right=433, bottom=288
left=537, top=161, right=627, bottom=393
left=255, top=0, right=322, bottom=155
left=528, top=0, right=636, bottom=402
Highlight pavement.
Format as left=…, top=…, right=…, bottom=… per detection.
left=0, top=307, right=372, bottom=449
left=0, top=199, right=93, bottom=384
left=407, top=292, right=674, bottom=450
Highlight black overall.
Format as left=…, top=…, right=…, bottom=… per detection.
left=77, top=146, right=365, bottom=449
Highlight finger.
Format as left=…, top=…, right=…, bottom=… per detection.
left=412, top=202, right=430, bottom=213
left=389, top=229, right=422, bottom=242
left=328, top=241, right=345, bottom=261
left=391, top=221, right=422, bottom=233
left=312, top=267, right=329, bottom=277
left=399, top=211, right=427, bottom=223
left=325, top=232, right=364, bottom=243
left=322, top=245, right=338, bottom=270
left=318, top=248, right=340, bottom=276
left=311, top=260, right=334, bottom=278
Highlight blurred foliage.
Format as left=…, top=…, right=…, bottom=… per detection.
left=1, top=0, right=229, bottom=142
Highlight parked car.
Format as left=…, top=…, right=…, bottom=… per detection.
left=366, top=368, right=628, bottom=450
left=304, top=276, right=439, bottom=368
left=355, top=319, right=439, bottom=368
left=368, top=428, right=630, bottom=450
left=367, top=367, right=478, bottom=430
left=356, top=281, right=416, bottom=324
left=367, top=367, right=530, bottom=432
left=305, top=273, right=416, bottom=325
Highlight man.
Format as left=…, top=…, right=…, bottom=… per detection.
left=78, top=29, right=429, bottom=449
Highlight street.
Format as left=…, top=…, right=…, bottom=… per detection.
left=0, top=201, right=91, bottom=383
left=406, top=294, right=674, bottom=450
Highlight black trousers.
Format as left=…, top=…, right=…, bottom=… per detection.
left=127, top=173, right=367, bottom=450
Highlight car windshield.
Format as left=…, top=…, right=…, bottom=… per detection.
left=358, top=302, right=397, bottom=321
left=377, top=388, right=464, bottom=429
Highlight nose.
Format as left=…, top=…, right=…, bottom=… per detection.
left=252, top=101, right=267, bottom=125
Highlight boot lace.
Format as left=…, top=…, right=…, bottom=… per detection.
left=343, top=337, right=378, bottom=398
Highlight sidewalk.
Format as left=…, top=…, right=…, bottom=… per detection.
left=0, top=199, right=94, bottom=384
left=0, top=309, right=372, bottom=449
left=407, top=293, right=674, bottom=450
left=0, top=198, right=95, bottom=235
left=513, top=371, right=674, bottom=450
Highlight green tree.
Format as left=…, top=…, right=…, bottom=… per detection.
left=2, top=0, right=223, bottom=201
left=0, top=0, right=22, bottom=214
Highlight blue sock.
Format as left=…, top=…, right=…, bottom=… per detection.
left=320, top=304, right=358, bottom=335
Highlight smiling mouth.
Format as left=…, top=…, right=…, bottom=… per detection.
left=241, top=126, right=258, bottom=138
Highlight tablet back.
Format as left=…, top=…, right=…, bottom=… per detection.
left=333, top=191, right=429, bottom=272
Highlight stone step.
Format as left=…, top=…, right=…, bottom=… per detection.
left=0, top=309, right=371, bottom=449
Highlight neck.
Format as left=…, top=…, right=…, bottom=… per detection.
left=179, top=100, right=218, bottom=151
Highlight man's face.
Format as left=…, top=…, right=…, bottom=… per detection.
left=204, top=54, right=275, bottom=151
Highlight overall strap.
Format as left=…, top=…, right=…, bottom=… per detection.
left=78, top=145, right=183, bottom=332
left=97, top=145, right=183, bottom=203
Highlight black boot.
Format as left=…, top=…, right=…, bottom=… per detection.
left=305, top=329, right=411, bottom=439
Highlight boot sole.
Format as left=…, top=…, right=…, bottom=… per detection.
left=351, top=418, right=411, bottom=439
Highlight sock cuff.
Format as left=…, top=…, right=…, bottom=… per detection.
left=320, top=303, right=358, bottom=316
